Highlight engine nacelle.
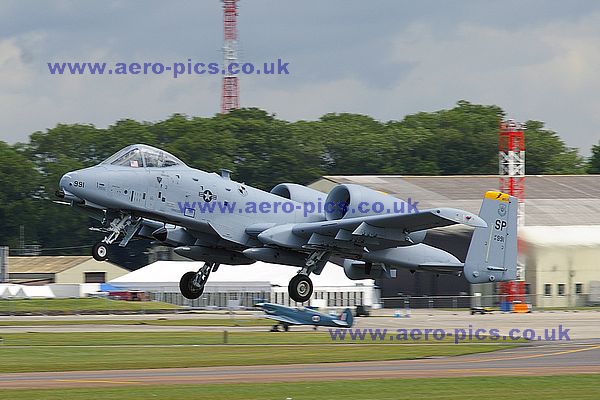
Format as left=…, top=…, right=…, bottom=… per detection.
left=324, top=184, right=411, bottom=220
left=343, top=259, right=388, bottom=280
left=174, top=246, right=255, bottom=265
left=270, top=183, right=326, bottom=205
left=151, top=227, right=195, bottom=247
left=242, top=247, right=307, bottom=267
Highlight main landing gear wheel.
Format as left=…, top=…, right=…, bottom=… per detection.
left=92, top=242, right=109, bottom=261
left=179, top=262, right=218, bottom=300
left=179, top=271, right=204, bottom=300
left=288, top=274, right=313, bottom=303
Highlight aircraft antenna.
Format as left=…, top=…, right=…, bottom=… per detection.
left=220, top=0, right=240, bottom=113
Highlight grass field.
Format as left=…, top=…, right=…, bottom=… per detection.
left=0, top=331, right=522, bottom=346
left=0, top=331, right=513, bottom=373
left=0, top=298, right=179, bottom=313
left=2, top=376, right=599, bottom=400
left=0, top=318, right=270, bottom=326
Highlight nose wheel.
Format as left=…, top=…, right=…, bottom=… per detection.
left=91, top=213, right=140, bottom=262
left=92, top=242, right=109, bottom=261
left=288, top=274, right=313, bottom=303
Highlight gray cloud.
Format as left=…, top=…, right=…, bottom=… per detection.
left=0, top=0, right=599, bottom=155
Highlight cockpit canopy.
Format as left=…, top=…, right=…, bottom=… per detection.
left=100, top=144, right=186, bottom=168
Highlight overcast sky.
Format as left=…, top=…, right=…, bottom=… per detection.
left=1, top=0, right=599, bottom=155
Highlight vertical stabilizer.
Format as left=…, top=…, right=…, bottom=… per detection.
left=339, top=308, right=354, bottom=327
left=464, top=191, right=518, bottom=283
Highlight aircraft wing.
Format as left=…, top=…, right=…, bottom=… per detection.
left=261, top=314, right=302, bottom=325
left=258, top=208, right=485, bottom=251
left=293, top=208, right=485, bottom=234
left=332, top=320, right=351, bottom=327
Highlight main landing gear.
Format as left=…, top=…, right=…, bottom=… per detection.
left=288, top=274, right=313, bottom=303
left=270, top=324, right=289, bottom=332
left=180, top=262, right=220, bottom=300
left=288, top=251, right=329, bottom=303
left=91, top=213, right=141, bottom=262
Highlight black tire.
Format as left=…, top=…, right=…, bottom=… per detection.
left=288, top=274, right=313, bottom=303
left=92, top=242, right=109, bottom=261
left=179, top=271, right=204, bottom=300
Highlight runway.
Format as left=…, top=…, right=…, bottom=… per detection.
left=0, top=341, right=598, bottom=389
left=1, top=309, right=599, bottom=338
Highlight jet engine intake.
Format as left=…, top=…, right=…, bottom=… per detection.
left=324, top=184, right=412, bottom=221
left=270, top=183, right=326, bottom=206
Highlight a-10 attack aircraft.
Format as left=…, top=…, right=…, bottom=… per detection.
left=256, top=302, right=353, bottom=331
left=57, top=144, right=518, bottom=303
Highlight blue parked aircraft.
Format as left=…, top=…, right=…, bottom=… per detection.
left=256, top=302, right=353, bottom=331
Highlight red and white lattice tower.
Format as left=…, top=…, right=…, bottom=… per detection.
left=499, top=120, right=525, bottom=226
left=499, top=120, right=526, bottom=303
left=220, top=0, right=239, bottom=113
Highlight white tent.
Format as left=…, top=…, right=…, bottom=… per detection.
left=110, top=261, right=377, bottom=307
left=13, top=285, right=55, bottom=299
left=0, top=284, right=21, bottom=298
left=110, top=261, right=374, bottom=290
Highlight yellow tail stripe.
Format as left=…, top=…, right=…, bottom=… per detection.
left=484, top=191, right=510, bottom=202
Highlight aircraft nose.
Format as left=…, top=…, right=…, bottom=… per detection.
left=56, top=171, right=83, bottom=202
left=59, top=172, right=73, bottom=190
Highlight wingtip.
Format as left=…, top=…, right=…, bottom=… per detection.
left=467, top=214, right=488, bottom=228
left=435, top=208, right=487, bottom=228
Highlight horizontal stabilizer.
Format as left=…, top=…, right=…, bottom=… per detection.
left=418, top=262, right=465, bottom=274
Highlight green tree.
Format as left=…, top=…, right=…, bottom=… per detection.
left=23, top=124, right=110, bottom=252
left=164, top=115, right=238, bottom=173
left=0, top=103, right=587, bottom=258
left=524, top=121, right=586, bottom=174
left=220, top=108, right=324, bottom=189
left=386, top=101, right=502, bottom=175
left=318, top=113, right=390, bottom=175
left=588, top=142, right=600, bottom=174
left=0, top=142, right=41, bottom=248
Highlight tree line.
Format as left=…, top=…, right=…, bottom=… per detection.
left=0, top=100, right=597, bottom=261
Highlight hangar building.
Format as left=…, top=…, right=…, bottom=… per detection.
left=309, top=175, right=600, bottom=307
left=6, top=256, right=129, bottom=285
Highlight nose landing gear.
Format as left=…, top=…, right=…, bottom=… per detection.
left=92, top=242, right=109, bottom=261
left=91, top=213, right=141, bottom=262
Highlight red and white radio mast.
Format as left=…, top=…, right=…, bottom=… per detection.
left=220, top=0, right=240, bottom=113
left=498, top=120, right=526, bottom=308
left=499, top=120, right=525, bottom=227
